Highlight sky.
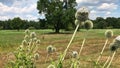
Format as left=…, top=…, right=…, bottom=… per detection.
left=0, top=0, right=120, bottom=21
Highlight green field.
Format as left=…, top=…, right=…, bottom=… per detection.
left=0, top=29, right=120, bottom=68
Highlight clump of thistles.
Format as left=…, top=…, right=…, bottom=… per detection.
left=84, top=20, right=93, bottom=30
left=105, top=30, right=113, bottom=38
left=47, top=45, right=56, bottom=54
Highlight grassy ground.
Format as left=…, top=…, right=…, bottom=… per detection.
left=0, top=29, right=120, bottom=68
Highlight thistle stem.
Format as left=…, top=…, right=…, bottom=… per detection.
left=61, top=24, right=79, bottom=62
left=106, top=51, right=116, bottom=68
left=102, top=56, right=110, bottom=68
left=45, top=54, right=49, bottom=63
left=78, top=38, right=86, bottom=57
left=96, top=39, right=108, bottom=64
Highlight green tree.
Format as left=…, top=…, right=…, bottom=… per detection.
left=11, top=17, right=23, bottom=31
left=37, top=0, right=77, bottom=33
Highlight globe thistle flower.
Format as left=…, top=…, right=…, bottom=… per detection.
left=30, top=32, right=36, bottom=39
left=33, top=37, right=37, bottom=42
left=84, top=20, right=93, bottom=30
left=24, top=35, right=29, bottom=40
left=36, top=40, right=40, bottom=45
left=19, top=66, right=24, bottom=68
left=25, top=29, right=30, bottom=35
left=75, top=7, right=89, bottom=22
left=110, top=43, right=118, bottom=52
left=47, top=45, right=54, bottom=54
left=34, top=53, right=40, bottom=60
left=74, top=19, right=84, bottom=26
left=72, top=51, right=78, bottom=58
left=47, top=64, right=55, bottom=68
left=53, top=47, right=56, bottom=52
left=22, top=40, right=28, bottom=46
left=105, top=30, right=113, bottom=38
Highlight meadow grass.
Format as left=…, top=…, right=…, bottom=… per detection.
left=0, top=29, right=120, bottom=68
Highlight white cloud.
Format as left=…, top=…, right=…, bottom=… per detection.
left=98, top=3, right=118, bottom=11
left=106, top=12, right=111, bottom=15
left=76, top=0, right=99, bottom=4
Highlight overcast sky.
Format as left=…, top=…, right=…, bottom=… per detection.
left=0, top=0, right=120, bottom=21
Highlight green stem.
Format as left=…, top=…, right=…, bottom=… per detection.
left=102, top=56, right=110, bottom=68
left=106, top=51, right=116, bottom=68
left=96, top=39, right=108, bottom=64
left=61, top=24, right=79, bottom=62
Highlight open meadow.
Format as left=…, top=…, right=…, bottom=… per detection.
left=0, top=29, right=120, bottom=68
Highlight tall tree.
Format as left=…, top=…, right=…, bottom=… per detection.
left=37, top=0, right=77, bottom=33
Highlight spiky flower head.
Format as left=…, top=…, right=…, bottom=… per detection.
left=22, top=40, right=28, bottom=46
left=25, top=29, right=30, bottom=35
left=84, top=20, right=93, bottom=30
left=30, top=32, right=36, bottom=39
left=105, top=30, right=113, bottom=38
left=110, top=36, right=120, bottom=51
left=36, top=40, right=40, bottom=45
left=47, top=45, right=54, bottom=54
left=110, top=43, right=118, bottom=52
left=24, top=35, right=29, bottom=40
left=74, top=19, right=84, bottom=26
left=72, top=51, right=78, bottom=58
left=47, top=64, right=55, bottom=68
left=34, top=53, right=40, bottom=60
left=33, top=37, right=37, bottom=42
left=75, top=7, right=89, bottom=22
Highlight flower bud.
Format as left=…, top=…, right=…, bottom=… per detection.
left=74, top=19, right=84, bottom=26
left=22, top=40, right=28, bottom=46
left=84, top=20, right=93, bottom=30
left=105, top=30, right=113, bottom=38
left=75, top=7, right=89, bottom=22
left=47, top=64, right=55, bottom=68
left=72, top=51, right=78, bottom=58
left=25, top=29, right=30, bottom=35
left=47, top=45, right=54, bottom=54
left=34, top=53, right=40, bottom=60
left=30, top=32, right=36, bottom=39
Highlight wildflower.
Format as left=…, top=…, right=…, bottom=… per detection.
left=47, top=45, right=54, bottom=54
left=22, top=40, right=28, bottom=46
left=75, top=7, right=89, bottom=22
left=47, top=64, right=55, bottom=68
left=36, top=40, right=40, bottom=45
left=33, top=37, right=37, bottom=42
left=34, top=53, right=40, bottom=60
left=105, top=30, right=113, bottom=38
left=25, top=29, right=30, bottom=35
left=72, top=51, right=78, bottom=58
left=74, top=19, right=84, bottom=26
left=84, top=20, right=93, bottom=30
left=30, top=32, right=36, bottom=39
left=24, top=35, right=29, bottom=40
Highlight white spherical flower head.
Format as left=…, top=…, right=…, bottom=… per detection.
left=75, top=19, right=84, bottom=26
left=25, top=29, right=30, bottom=35
left=34, top=53, right=40, bottom=60
left=36, top=40, right=40, bottom=44
left=30, top=32, right=36, bottom=38
left=75, top=7, right=89, bottom=22
left=84, top=20, right=93, bottom=30
left=22, top=40, right=28, bottom=46
left=72, top=51, right=78, bottom=58
left=33, top=37, right=37, bottom=42
left=105, top=30, right=113, bottom=38
left=47, top=45, right=53, bottom=54
left=24, top=35, right=29, bottom=40
left=47, top=64, right=55, bottom=68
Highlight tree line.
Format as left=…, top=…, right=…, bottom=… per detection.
left=0, top=17, right=120, bottom=31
